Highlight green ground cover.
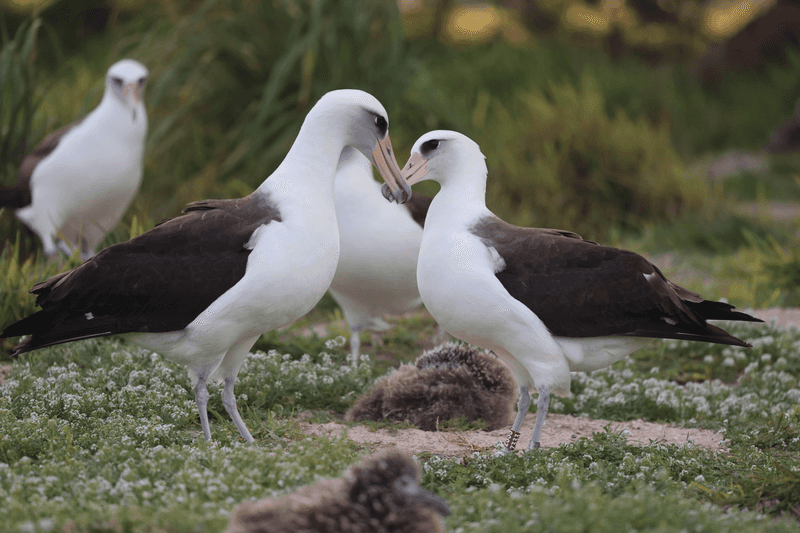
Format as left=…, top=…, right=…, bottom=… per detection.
left=0, top=318, right=798, bottom=531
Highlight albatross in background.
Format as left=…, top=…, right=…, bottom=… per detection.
left=330, top=147, right=433, bottom=362
left=383, top=130, right=762, bottom=453
left=1, top=89, right=408, bottom=445
left=0, top=59, right=149, bottom=260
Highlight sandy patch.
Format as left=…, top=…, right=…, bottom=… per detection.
left=751, top=308, right=800, bottom=330
left=0, top=365, right=10, bottom=385
left=300, top=413, right=726, bottom=456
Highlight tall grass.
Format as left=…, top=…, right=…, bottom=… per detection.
left=112, top=0, right=410, bottom=218
left=0, top=17, right=42, bottom=185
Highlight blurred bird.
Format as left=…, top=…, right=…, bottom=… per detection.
left=330, top=147, right=434, bottom=363
left=226, top=449, right=450, bottom=533
left=347, top=342, right=515, bottom=431
left=385, top=130, right=762, bottom=453
left=0, top=59, right=149, bottom=260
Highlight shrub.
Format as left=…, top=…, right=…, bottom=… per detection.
left=406, top=72, right=709, bottom=239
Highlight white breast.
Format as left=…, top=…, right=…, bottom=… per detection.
left=417, top=220, right=572, bottom=395
left=330, top=165, right=423, bottom=325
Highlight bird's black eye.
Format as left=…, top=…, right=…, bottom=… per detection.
left=111, top=76, right=123, bottom=86
left=374, top=115, right=388, bottom=137
left=137, top=77, right=147, bottom=86
left=421, top=139, right=440, bottom=153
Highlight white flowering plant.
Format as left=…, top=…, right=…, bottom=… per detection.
left=0, top=319, right=798, bottom=531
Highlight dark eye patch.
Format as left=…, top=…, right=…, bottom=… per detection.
left=374, top=115, right=388, bottom=137
left=421, top=139, right=439, bottom=154
left=111, top=76, right=124, bottom=86
left=137, top=77, right=147, bottom=86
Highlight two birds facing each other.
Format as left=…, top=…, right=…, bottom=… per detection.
left=1, top=89, right=762, bottom=453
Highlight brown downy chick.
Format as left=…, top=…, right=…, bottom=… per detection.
left=225, top=450, right=449, bottom=533
left=347, top=342, right=516, bottom=431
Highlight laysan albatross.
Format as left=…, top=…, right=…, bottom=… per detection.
left=1, top=89, right=409, bottom=445
left=330, top=147, right=433, bottom=362
left=0, top=59, right=149, bottom=260
left=383, top=130, right=762, bottom=453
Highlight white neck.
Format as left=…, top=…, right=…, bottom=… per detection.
left=426, top=171, right=491, bottom=232
left=86, top=89, right=147, bottom=140
left=258, top=105, right=355, bottom=205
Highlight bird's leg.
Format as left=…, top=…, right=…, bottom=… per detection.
left=195, top=378, right=212, bottom=441
left=434, top=324, right=448, bottom=344
left=40, top=234, right=59, bottom=259
left=222, top=376, right=255, bottom=445
left=80, top=238, right=94, bottom=262
left=349, top=327, right=362, bottom=367
left=56, top=239, right=75, bottom=258
left=527, top=385, right=550, bottom=451
left=502, top=386, right=530, bottom=453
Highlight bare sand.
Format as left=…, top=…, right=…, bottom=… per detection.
left=300, top=413, right=727, bottom=455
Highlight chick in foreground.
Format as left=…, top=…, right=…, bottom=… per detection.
left=226, top=450, right=450, bottom=533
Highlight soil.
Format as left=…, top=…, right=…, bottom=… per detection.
left=751, top=308, right=800, bottom=329
left=299, top=413, right=727, bottom=456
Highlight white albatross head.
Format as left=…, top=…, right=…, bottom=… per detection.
left=106, top=59, right=149, bottom=121
left=384, top=130, right=487, bottom=203
left=307, top=90, right=409, bottom=203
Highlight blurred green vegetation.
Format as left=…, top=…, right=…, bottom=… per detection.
left=1, top=0, right=800, bottom=343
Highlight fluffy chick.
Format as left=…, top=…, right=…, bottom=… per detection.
left=347, top=342, right=516, bottom=431
left=226, top=450, right=449, bottom=533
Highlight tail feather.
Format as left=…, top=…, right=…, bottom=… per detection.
left=2, top=311, right=116, bottom=357
left=623, top=321, right=753, bottom=348
left=687, top=300, right=764, bottom=323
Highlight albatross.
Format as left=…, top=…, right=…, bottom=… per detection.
left=330, top=147, right=432, bottom=362
left=381, top=130, right=762, bottom=453
left=1, top=89, right=408, bottom=445
left=0, top=59, right=149, bottom=260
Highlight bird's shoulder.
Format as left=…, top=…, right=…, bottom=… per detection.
left=471, top=215, right=618, bottom=271
left=16, top=120, right=82, bottom=189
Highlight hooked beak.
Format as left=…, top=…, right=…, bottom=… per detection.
left=373, top=134, right=411, bottom=204
left=121, top=82, right=141, bottom=106
left=121, top=82, right=142, bottom=121
left=380, top=151, right=429, bottom=203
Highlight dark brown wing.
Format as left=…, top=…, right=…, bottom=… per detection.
left=472, top=216, right=760, bottom=346
left=404, top=193, right=432, bottom=228
left=0, top=122, right=82, bottom=208
left=2, top=193, right=282, bottom=355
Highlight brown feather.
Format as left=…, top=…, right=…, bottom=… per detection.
left=0, top=122, right=82, bottom=208
left=471, top=215, right=761, bottom=346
